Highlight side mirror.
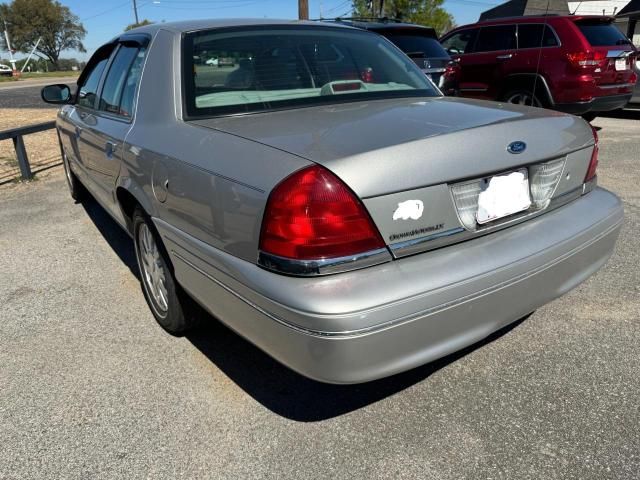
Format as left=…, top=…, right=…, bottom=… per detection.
left=447, top=48, right=461, bottom=55
left=41, top=84, right=72, bottom=104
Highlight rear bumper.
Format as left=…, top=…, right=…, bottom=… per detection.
left=556, top=93, right=633, bottom=115
left=158, top=187, right=623, bottom=384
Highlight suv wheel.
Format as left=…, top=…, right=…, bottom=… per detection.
left=502, top=90, right=543, bottom=108
left=132, top=208, right=199, bottom=335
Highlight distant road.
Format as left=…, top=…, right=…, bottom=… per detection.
left=0, top=77, right=78, bottom=109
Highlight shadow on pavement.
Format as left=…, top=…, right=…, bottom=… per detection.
left=78, top=191, right=530, bottom=422
left=80, top=195, right=139, bottom=279
left=599, top=108, right=640, bottom=121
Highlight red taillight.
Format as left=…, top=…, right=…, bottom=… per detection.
left=260, top=165, right=385, bottom=260
left=585, top=125, right=599, bottom=182
left=567, top=51, right=606, bottom=68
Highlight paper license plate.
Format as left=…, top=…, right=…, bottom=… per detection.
left=615, top=58, right=628, bottom=71
left=476, top=169, right=531, bottom=224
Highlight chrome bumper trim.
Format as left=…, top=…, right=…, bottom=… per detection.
left=258, top=247, right=392, bottom=277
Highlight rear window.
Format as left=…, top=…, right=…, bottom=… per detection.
left=576, top=21, right=632, bottom=47
left=381, top=33, right=448, bottom=58
left=517, top=24, right=559, bottom=49
left=475, top=25, right=517, bottom=53
left=183, top=26, right=437, bottom=117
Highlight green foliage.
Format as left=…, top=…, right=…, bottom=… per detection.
left=351, top=0, right=455, bottom=35
left=125, top=19, right=154, bottom=31
left=0, top=0, right=86, bottom=68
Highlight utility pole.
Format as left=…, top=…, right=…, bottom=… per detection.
left=3, top=20, right=17, bottom=72
left=298, top=0, right=309, bottom=20
left=133, top=0, right=140, bottom=25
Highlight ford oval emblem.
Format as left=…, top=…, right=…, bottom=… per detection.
left=507, top=141, right=527, bottom=154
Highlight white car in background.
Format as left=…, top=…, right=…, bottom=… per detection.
left=205, top=57, right=219, bottom=66
left=0, top=64, right=13, bottom=76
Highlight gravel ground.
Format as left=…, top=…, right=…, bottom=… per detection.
left=0, top=113, right=638, bottom=480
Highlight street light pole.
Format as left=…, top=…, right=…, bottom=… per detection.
left=3, top=20, right=17, bottom=72
left=298, top=0, right=309, bottom=20
left=133, top=0, right=140, bottom=24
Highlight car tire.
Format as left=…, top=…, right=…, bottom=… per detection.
left=132, top=207, right=199, bottom=335
left=581, top=112, right=598, bottom=122
left=501, top=89, right=545, bottom=108
left=62, top=151, right=86, bottom=202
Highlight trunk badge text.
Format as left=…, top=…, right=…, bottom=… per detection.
left=393, top=200, right=424, bottom=220
left=507, top=141, right=527, bottom=154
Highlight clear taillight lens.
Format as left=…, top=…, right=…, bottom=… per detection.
left=451, top=181, right=482, bottom=231
left=529, top=158, right=565, bottom=209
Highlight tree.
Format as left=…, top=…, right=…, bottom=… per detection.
left=125, top=19, right=154, bottom=31
left=352, top=0, right=454, bottom=36
left=0, top=0, right=86, bottom=70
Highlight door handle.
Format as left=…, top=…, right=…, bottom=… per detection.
left=496, top=54, right=513, bottom=60
left=105, top=141, right=118, bottom=159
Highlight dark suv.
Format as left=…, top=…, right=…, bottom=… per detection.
left=440, top=15, right=637, bottom=119
left=324, top=18, right=460, bottom=95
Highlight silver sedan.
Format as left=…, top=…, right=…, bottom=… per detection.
left=41, top=19, right=623, bottom=384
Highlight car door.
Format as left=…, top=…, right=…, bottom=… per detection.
left=59, top=44, right=114, bottom=182
left=449, top=25, right=517, bottom=100
left=441, top=27, right=479, bottom=95
left=87, top=42, right=148, bottom=208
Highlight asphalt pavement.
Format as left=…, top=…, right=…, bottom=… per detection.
left=0, top=112, right=639, bottom=479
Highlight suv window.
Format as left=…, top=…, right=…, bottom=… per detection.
left=576, top=21, right=633, bottom=47
left=99, top=45, right=140, bottom=115
left=517, top=24, right=559, bottom=49
left=383, top=33, right=449, bottom=58
left=78, top=49, right=112, bottom=109
left=475, top=25, right=517, bottom=52
left=441, top=28, right=478, bottom=55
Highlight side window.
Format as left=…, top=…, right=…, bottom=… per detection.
left=441, top=29, right=478, bottom=55
left=119, top=48, right=147, bottom=118
left=77, top=50, right=112, bottom=109
left=98, top=45, right=140, bottom=116
left=518, top=24, right=559, bottom=49
left=475, top=25, right=517, bottom=53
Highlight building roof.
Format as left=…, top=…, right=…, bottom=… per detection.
left=618, top=0, right=640, bottom=16
left=479, top=0, right=570, bottom=21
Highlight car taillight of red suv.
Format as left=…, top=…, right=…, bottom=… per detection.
left=440, top=15, right=637, bottom=121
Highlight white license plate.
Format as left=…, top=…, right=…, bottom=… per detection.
left=615, top=58, right=628, bottom=71
left=476, top=169, right=531, bottom=224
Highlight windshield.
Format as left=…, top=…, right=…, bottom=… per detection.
left=382, top=33, right=449, bottom=58
left=183, top=26, right=438, bottom=117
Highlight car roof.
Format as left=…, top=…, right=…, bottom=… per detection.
left=320, top=18, right=437, bottom=35
left=123, top=18, right=354, bottom=36
left=449, top=14, right=615, bottom=30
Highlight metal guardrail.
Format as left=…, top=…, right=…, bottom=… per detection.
left=0, top=121, right=57, bottom=181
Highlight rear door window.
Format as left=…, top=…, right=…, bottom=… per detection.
left=517, top=24, right=559, bottom=49
left=383, top=33, right=449, bottom=58
left=99, top=45, right=140, bottom=115
left=576, top=21, right=632, bottom=47
left=441, top=28, right=478, bottom=55
left=119, top=48, right=147, bottom=118
left=475, top=25, right=517, bottom=53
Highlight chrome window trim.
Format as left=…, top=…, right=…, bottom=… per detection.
left=258, top=248, right=392, bottom=276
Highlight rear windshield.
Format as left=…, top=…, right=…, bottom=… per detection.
left=381, top=33, right=448, bottom=58
left=183, top=26, right=437, bottom=117
left=576, top=21, right=632, bottom=47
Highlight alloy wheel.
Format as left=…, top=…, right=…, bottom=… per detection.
left=137, top=223, right=169, bottom=316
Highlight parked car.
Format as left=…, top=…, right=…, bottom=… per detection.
left=0, top=64, right=13, bottom=76
left=631, top=56, right=640, bottom=105
left=205, top=57, right=219, bottom=66
left=41, top=20, right=622, bottom=384
left=323, top=18, right=460, bottom=95
left=440, top=15, right=638, bottom=120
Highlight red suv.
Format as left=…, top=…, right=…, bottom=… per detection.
left=440, top=16, right=637, bottom=119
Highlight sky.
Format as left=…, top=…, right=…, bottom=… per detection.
left=1, top=0, right=501, bottom=60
